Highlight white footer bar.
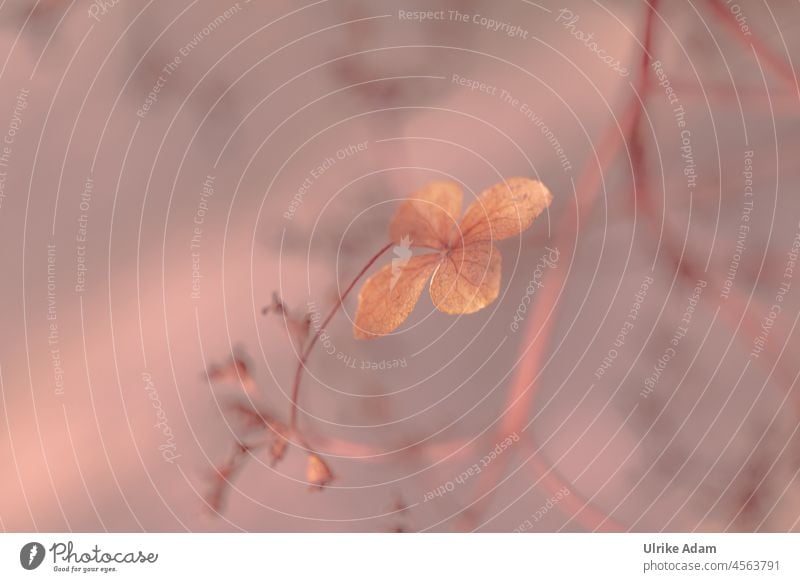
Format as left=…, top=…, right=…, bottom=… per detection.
left=1, top=533, right=797, bottom=580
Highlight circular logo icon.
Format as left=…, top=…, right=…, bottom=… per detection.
left=20, top=542, right=45, bottom=570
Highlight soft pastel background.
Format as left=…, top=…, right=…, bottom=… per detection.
left=1, top=0, right=799, bottom=532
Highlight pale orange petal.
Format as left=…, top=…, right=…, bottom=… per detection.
left=429, top=242, right=501, bottom=314
left=307, top=453, right=334, bottom=490
left=457, top=178, right=552, bottom=244
left=389, top=181, right=463, bottom=250
left=353, top=254, right=440, bottom=339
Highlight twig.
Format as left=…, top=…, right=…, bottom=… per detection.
left=289, top=242, right=394, bottom=429
left=205, top=439, right=270, bottom=514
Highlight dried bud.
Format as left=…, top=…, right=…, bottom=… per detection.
left=307, top=453, right=334, bottom=490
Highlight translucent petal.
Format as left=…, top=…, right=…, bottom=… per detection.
left=389, top=180, right=463, bottom=249
left=353, top=253, right=440, bottom=339
left=429, top=242, right=501, bottom=314
left=458, top=178, right=551, bottom=244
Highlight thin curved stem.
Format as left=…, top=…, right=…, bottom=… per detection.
left=289, top=242, right=394, bottom=429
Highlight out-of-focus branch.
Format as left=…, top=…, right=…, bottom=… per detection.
left=464, top=0, right=662, bottom=533
left=708, top=0, right=799, bottom=94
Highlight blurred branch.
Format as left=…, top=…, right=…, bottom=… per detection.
left=463, top=0, right=662, bottom=533
left=708, top=0, right=799, bottom=94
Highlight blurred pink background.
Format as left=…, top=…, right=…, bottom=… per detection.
left=1, top=0, right=799, bottom=532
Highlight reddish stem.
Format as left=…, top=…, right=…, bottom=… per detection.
left=522, top=442, right=626, bottom=532
left=289, top=242, right=394, bottom=429
left=210, top=244, right=394, bottom=511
